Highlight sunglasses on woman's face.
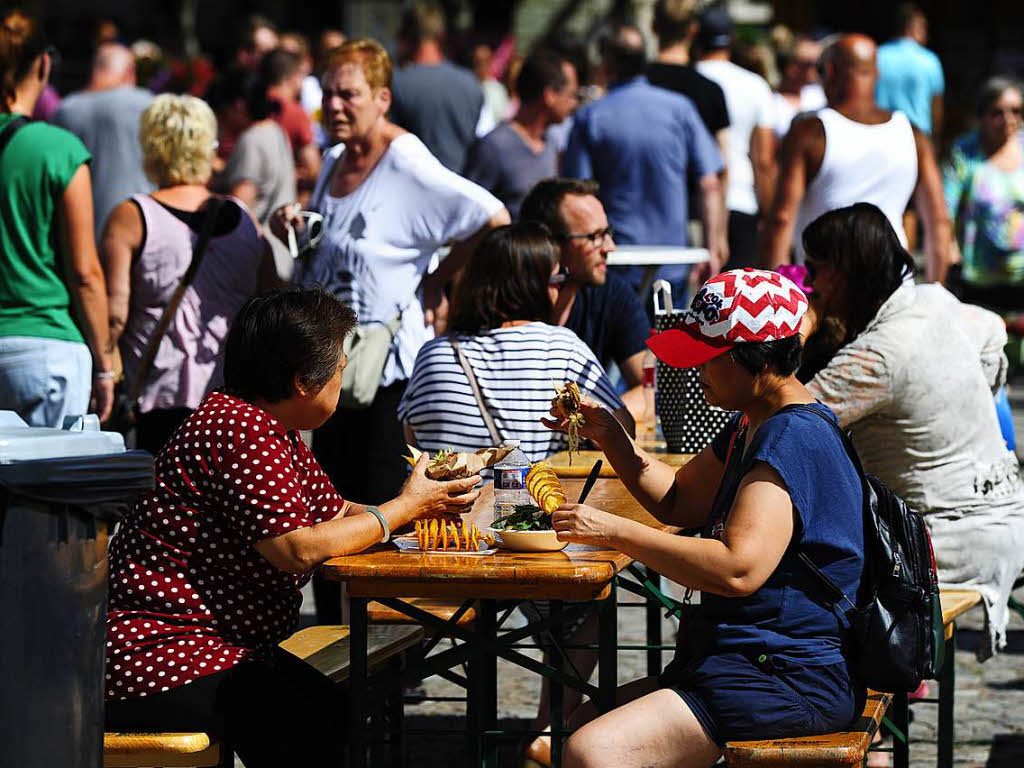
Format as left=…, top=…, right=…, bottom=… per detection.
left=549, top=265, right=570, bottom=285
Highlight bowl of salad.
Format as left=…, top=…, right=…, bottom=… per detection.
left=488, top=504, right=568, bottom=552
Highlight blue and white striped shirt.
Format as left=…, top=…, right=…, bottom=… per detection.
left=398, top=323, right=624, bottom=463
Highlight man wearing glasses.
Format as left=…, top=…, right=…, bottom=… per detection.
left=521, top=178, right=652, bottom=423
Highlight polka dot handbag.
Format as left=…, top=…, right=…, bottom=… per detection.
left=653, top=282, right=734, bottom=454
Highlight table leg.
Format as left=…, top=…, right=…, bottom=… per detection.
left=598, top=582, right=618, bottom=714
left=645, top=567, right=662, bottom=677
left=350, top=596, right=368, bottom=768
left=938, top=624, right=956, bottom=768
left=387, top=655, right=405, bottom=768
left=550, top=600, right=564, bottom=768
left=480, top=600, right=498, bottom=768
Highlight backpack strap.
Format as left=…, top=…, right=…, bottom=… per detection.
left=0, top=115, right=29, bottom=160
left=784, top=403, right=864, bottom=613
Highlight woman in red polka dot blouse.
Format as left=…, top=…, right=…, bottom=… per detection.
left=104, top=288, right=481, bottom=767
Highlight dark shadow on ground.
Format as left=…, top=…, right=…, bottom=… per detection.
left=986, top=733, right=1024, bottom=767
left=957, top=629, right=1024, bottom=656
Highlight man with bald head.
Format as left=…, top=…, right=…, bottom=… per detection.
left=760, top=34, right=951, bottom=281
left=54, top=43, right=154, bottom=238
left=564, top=23, right=725, bottom=303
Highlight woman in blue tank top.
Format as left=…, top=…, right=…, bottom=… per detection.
left=544, top=268, right=865, bottom=768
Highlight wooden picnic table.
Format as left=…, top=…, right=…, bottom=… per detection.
left=546, top=448, right=694, bottom=478
left=323, top=478, right=666, bottom=768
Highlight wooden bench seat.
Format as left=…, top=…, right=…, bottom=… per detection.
left=723, top=690, right=893, bottom=767
left=368, top=597, right=476, bottom=628
left=104, top=624, right=421, bottom=767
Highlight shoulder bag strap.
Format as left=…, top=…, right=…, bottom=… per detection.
left=450, top=336, right=503, bottom=446
left=128, top=197, right=226, bottom=402
left=785, top=403, right=864, bottom=611
left=0, top=115, right=29, bottom=159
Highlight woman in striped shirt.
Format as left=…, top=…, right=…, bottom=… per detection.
left=399, top=222, right=633, bottom=462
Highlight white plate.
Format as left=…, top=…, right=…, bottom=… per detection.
left=488, top=527, right=568, bottom=552
left=393, top=538, right=497, bottom=556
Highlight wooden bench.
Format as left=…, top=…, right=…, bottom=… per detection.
left=368, top=597, right=477, bottom=629
left=724, top=690, right=893, bottom=768
left=722, top=589, right=984, bottom=768
left=104, top=624, right=422, bottom=768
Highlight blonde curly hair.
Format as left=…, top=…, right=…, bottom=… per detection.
left=139, top=94, right=218, bottom=187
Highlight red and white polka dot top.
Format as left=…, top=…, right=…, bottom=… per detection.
left=105, top=391, right=345, bottom=700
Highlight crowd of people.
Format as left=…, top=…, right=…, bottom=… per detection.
left=2, top=2, right=1024, bottom=767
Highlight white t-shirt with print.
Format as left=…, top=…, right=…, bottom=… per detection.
left=303, top=134, right=503, bottom=387
left=696, top=59, right=774, bottom=215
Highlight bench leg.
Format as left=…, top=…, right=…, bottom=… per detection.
left=350, top=596, right=368, bottom=768
left=387, top=654, right=406, bottom=768
left=938, top=624, right=956, bottom=768
left=598, top=582, right=618, bottom=714
left=646, top=567, right=663, bottom=678
left=890, top=692, right=909, bottom=768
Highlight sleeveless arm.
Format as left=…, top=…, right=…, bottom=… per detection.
left=913, top=125, right=953, bottom=283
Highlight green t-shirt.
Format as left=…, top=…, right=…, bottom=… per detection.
left=0, top=112, right=92, bottom=342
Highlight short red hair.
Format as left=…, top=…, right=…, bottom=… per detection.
left=324, top=38, right=392, bottom=91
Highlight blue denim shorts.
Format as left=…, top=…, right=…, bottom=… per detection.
left=659, top=652, right=862, bottom=746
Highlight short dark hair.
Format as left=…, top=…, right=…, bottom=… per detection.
left=206, top=67, right=279, bottom=121
left=600, top=24, right=648, bottom=83
left=398, top=2, right=445, bottom=47
left=448, top=222, right=560, bottom=334
left=895, top=3, right=924, bottom=36
left=238, top=14, right=277, bottom=53
left=260, top=47, right=300, bottom=87
left=653, top=0, right=698, bottom=49
left=516, top=49, right=570, bottom=104
left=976, top=75, right=1023, bottom=117
left=730, top=336, right=803, bottom=377
left=519, top=177, right=600, bottom=238
left=223, top=288, right=357, bottom=403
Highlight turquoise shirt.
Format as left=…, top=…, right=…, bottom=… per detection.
left=875, top=38, right=944, bottom=134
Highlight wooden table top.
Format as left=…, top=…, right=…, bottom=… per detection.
left=546, top=448, right=694, bottom=478
left=322, top=478, right=664, bottom=601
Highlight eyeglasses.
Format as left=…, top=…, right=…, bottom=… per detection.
left=561, top=226, right=614, bottom=247
left=549, top=265, right=570, bottom=285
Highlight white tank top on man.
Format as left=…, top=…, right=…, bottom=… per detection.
left=794, top=107, right=917, bottom=260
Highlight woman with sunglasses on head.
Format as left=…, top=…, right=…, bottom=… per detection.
left=101, top=94, right=276, bottom=455
left=543, top=268, right=865, bottom=768
left=800, top=202, right=1024, bottom=661
left=0, top=9, right=113, bottom=427
left=943, top=77, right=1024, bottom=340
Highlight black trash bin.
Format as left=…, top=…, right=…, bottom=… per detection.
left=0, top=413, right=154, bottom=768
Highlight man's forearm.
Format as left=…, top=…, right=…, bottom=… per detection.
left=700, top=176, right=726, bottom=272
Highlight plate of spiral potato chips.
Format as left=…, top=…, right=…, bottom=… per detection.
left=488, top=463, right=569, bottom=552
left=394, top=519, right=498, bottom=555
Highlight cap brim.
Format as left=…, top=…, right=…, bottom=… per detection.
left=647, top=327, right=732, bottom=369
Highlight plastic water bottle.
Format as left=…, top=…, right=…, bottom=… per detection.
left=493, top=441, right=532, bottom=516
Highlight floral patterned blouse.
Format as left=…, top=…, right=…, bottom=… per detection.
left=105, top=391, right=346, bottom=700
left=943, top=129, right=1024, bottom=287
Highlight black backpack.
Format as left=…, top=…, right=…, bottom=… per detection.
left=795, top=405, right=945, bottom=693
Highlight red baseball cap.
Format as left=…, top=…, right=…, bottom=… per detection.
left=647, top=269, right=809, bottom=369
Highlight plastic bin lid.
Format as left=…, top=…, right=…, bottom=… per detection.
left=0, top=411, right=126, bottom=463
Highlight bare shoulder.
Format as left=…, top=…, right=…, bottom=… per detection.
left=103, top=198, right=144, bottom=242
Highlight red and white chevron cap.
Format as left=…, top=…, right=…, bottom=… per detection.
left=647, top=268, right=809, bottom=369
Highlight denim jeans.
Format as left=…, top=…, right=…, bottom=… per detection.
left=0, top=336, right=91, bottom=427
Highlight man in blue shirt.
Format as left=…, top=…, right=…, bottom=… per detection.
left=520, top=178, right=652, bottom=423
left=875, top=3, right=945, bottom=137
left=563, top=23, right=725, bottom=302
